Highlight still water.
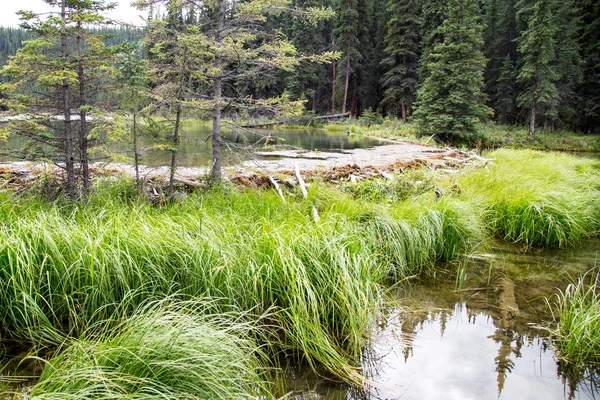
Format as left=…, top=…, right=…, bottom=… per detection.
left=139, top=126, right=384, bottom=167
left=3, top=124, right=384, bottom=167
left=282, top=240, right=600, bottom=400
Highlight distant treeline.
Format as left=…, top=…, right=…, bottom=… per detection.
left=1, top=0, right=599, bottom=133
left=0, top=26, right=144, bottom=73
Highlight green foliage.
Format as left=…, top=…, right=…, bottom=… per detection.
left=343, top=168, right=436, bottom=202
left=516, top=0, right=559, bottom=125
left=458, top=149, right=600, bottom=247
left=0, top=181, right=482, bottom=383
left=380, top=0, right=421, bottom=118
left=414, top=0, right=493, bottom=142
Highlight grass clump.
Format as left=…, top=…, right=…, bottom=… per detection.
left=32, top=301, right=269, bottom=399
left=551, top=270, right=600, bottom=367
left=458, top=149, right=600, bottom=247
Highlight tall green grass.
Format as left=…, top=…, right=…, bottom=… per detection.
left=458, top=149, right=600, bottom=247
left=32, top=300, right=269, bottom=399
left=551, top=269, right=600, bottom=366
left=0, top=182, right=476, bottom=383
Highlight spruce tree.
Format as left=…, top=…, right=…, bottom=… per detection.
left=1, top=0, right=117, bottom=198
left=413, top=0, right=492, bottom=142
left=516, top=0, right=558, bottom=136
left=574, top=0, right=599, bottom=132
left=380, top=0, right=421, bottom=121
left=552, top=0, right=582, bottom=129
left=333, top=0, right=361, bottom=115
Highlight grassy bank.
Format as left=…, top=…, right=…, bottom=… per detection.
left=0, top=182, right=476, bottom=385
left=458, top=149, right=600, bottom=247
left=0, top=149, right=599, bottom=396
left=323, top=119, right=600, bottom=151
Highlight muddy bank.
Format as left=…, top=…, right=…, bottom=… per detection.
left=239, top=141, right=448, bottom=173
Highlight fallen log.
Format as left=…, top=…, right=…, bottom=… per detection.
left=314, top=112, right=350, bottom=120
left=240, top=121, right=284, bottom=128
left=174, top=176, right=206, bottom=189
left=240, top=113, right=350, bottom=128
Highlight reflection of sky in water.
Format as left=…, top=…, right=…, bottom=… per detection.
left=367, top=303, right=597, bottom=400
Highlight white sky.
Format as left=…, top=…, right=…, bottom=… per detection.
left=0, top=0, right=145, bottom=27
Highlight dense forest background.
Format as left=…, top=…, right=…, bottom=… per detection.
left=0, top=0, right=598, bottom=133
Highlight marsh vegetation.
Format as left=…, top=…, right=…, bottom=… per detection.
left=0, top=149, right=599, bottom=399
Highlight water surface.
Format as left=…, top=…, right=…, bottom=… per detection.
left=282, top=239, right=600, bottom=400
left=3, top=124, right=385, bottom=167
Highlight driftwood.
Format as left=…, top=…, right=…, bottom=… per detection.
left=295, top=164, right=320, bottom=223
left=313, top=112, right=350, bottom=120
left=173, top=176, right=205, bottom=189
left=268, top=175, right=286, bottom=203
left=241, top=121, right=284, bottom=128
left=295, top=164, right=308, bottom=199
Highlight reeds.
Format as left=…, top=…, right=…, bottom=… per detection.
left=1, top=149, right=597, bottom=390
left=551, top=269, right=600, bottom=366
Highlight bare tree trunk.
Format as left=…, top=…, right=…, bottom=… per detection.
left=77, top=22, right=89, bottom=192
left=401, top=103, right=406, bottom=122
left=61, top=0, right=75, bottom=198
left=331, top=37, right=336, bottom=113
left=168, top=103, right=182, bottom=196
left=529, top=103, right=536, bottom=137
left=168, top=49, right=188, bottom=196
left=350, top=73, right=357, bottom=117
left=342, top=53, right=350, bottom=114
left=133, top=113, right=140, bottom=189
left=312, top=85, right=317, bottom=111
left=210, top=0, right=225, bottom=183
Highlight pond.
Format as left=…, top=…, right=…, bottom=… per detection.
left=3, top=124, right=385, bottom=168
left=280, top=239, right=600, bottom=400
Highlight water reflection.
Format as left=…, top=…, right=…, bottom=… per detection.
left=2, top=125, right=385, bottom=168
left=368, top=302, right=577, bottom=400
left=282, top=239, right=600, bottom=400
left=139, top=127, right=384, bottom=167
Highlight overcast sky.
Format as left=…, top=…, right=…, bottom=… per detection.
left=0, top=0, right=145, bottom=27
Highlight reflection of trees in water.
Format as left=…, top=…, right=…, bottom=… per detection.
left=557, top=360, right=600, bottom=400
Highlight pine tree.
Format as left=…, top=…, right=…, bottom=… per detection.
left=516, top=0, right=558, bottom=136
left=484, top=0, right=519, bottom=123
left=413, top=0, right=492, bottom=142
left=380, top=0, right=421, bottom=121
left=137, top=0, right=335, bottom=183
left=552, top=0, right=582, bottom=129
left=285, top=0, right=330, bottom=113
left=115, top=42, right=149, bottom=189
